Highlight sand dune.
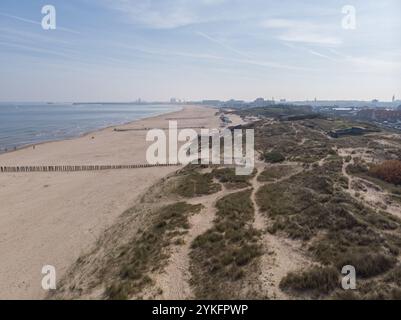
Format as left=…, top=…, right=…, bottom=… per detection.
left=0, top=105, right=231, bottom=299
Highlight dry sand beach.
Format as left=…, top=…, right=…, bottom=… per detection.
left=0, top=105, right=243, bottom=299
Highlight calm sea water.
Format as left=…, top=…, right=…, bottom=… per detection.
left=0, top=103, right=180, bottom=152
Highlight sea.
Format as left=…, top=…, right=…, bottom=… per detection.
left=0, top=102, right=181, bottom=153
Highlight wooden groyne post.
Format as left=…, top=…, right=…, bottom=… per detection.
left=0, top=163, right=182, bottom=173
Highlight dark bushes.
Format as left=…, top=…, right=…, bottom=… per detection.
left=175, top=172, right=221, bottom=197
left=262, top=151, right=285, bottom=163
left=105, top=202, right=202, bottom=299
left=280, top=267, right=339, bottom=295
left=369, top=160, right=401, bottom=185
left=212, top=167, right=253, bottom=189
left=336, top=252, right=397, bottom=278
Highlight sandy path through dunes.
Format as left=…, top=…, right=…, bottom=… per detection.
left=338, top=148, right=401, bottom=219
left=151, top=182, right=227, bottom=299
left=0, top=105, right=220, bottom=299
left=250, top=161, right=310, bottom=300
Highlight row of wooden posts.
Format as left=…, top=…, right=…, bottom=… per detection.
left=0, top=163, right=182, bottom=173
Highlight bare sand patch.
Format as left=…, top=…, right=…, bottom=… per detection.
left=0, top=105, right=219, bottom=299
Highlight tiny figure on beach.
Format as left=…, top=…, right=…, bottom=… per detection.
left=33, top=145, right=35, bottom=150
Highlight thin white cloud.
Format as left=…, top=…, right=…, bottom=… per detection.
left=116, top=41, right=312, bottom=72
left=261, top=18, right=342, bottom=46
left=196, top=31, right=252, bottom=58
left=278, top=32, right=341, bottom=46
left=307, top=49, right=337, bottom=61
left=329, top=49, right=401, bottom=72
left=0, top=40, right=74, bottom=58
left=281, top=42, right=339, bottom=63
left=102, top=0, right=198, bottom=29
left=101, top=0, right=236, bottom=29
left=347, top=56, right=401, bottom=72
left=261, top=18, right=305, bottom=29
left=201, top=0, right=228, bottom=5
left=0, top=12, right=81, bottom=34
left=0, top=27, right=73, bottom=45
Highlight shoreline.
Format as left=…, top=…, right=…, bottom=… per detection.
left=0, top=104, right=223, bottom=299
left=0, top=105, right=184, bottom=156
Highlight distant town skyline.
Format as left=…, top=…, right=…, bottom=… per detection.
left=0, top=0, right=400, bottom=102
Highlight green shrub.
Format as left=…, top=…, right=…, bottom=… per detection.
left=280, top=266, right=339, bottom=295
left=105, top=202, right=202, bottom=299
left=369, top=160, right=401, bottom=185
left=258, top=165, right=296, bottom=182
left=262, top=151, right=285, bottom=163
left=336, top=252, right=397, bottom=278
left=175, top=172, right=221, bottom=197
left=212, top=167, right=253, bottom=189
left=189, top=190, right=262, bottom=299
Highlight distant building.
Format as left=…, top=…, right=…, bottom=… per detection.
left=328, top=127, right=370, bottom=138
left=357, top=108, right=401, bottom=122
left=170, top=98, right=177, bottom=103
left=223, top=99, right=246, bottom=108
left=253, top=97, right=266, bottom=107
left=202, top=100, right=221, bottom=106
left=251, top=97, right=275, bottom=107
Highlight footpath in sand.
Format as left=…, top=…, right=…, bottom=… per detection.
left=0, top=105, right=239, bottom=299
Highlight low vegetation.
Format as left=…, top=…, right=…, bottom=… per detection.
left=280, top=266, right=339, bottom=296
left=105, top=202, right=202, bottom=299
left=231, top=107, right=401, bottom=299
left=189, top=190, right=262, bottom=299
left=262, top=151, right=285, bottom=163
left=212, top=167, right=255, bottom=189
left=174, top=169, right=221, bottom=198
left=235, top=105, right=313, bottom=119
left=257, top=161, right=400, bottom=273
left=369, top=160, right=401, bottom=185
left=257, top=165, right=297, bottom=182
left=52, top=106, right=401, bottom=301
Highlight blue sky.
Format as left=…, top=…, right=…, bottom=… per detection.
left=0, top=0, right=400, bottom=102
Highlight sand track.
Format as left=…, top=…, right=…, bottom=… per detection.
left=250, top=160, right=310, bottom=300
left=339, top=148, right=401, bottom=219
left=150, top=183, right=227, bottom=299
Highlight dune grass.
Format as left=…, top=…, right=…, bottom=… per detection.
left=105, top=202, right=202, bottom=299
left=174, top=171, right=221, bottom=198
left=280, top=266, right=339, bottom=296
left=212, top=167, right=255, bottom=189
left=189, top=190, right=262, bottom=299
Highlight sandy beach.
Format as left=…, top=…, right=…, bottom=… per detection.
left=0, top=105, right=243, bottom=299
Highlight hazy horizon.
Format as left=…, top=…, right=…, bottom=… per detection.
left=0, top=98, right=400, bottom=104
left=0, top=0, right=400, bottom=102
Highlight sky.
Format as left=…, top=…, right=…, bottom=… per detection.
left=0, top=0, right=400, bottom=102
